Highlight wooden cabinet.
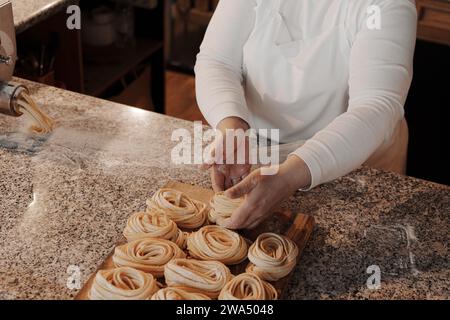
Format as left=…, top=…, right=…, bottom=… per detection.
left=15, top=1, right=166, bottom=113
left=417, top=0, right=450, bottom=46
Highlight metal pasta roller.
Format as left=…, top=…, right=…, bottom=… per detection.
left=0, top=0, right=28, bottom=117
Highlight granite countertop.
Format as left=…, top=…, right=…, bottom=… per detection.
left=0, top=79, right=449, bottom=300
left=12, top=0, right=75, bottom=33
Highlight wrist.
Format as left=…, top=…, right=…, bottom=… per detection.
left=281, top=155, right=312, bottom=190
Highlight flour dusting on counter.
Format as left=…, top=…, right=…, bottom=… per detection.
left=364, top=224, right=421, bottom=276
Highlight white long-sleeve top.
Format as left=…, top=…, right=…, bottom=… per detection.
left=195, top=0, right=417, bottom=188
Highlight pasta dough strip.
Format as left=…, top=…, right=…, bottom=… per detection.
left=17, top=92, right=54, bottom=134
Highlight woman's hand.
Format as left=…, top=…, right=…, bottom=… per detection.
left=202, top=117, right=252, bottom=192
left=223, top=155, right=312, bottom=230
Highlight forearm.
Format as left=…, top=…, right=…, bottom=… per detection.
left=293, top=102, right=403, bottom=189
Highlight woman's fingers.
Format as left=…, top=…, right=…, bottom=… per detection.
left=244, top=202, right=278, bottom=230
left=241, top=171, right=250, bottom=180
left=224, top=201, right=254, bottom=230
left=224, top=176, right=234, bottom=190
left=211, top=166, right=225, bottom=192
left=225, top=195, right=267, bottom=230
left=201, top=142, right=216, bottom=170
left=246, top=215, right=267, bottom=230
left=235, top=188, right=270, bottom=229
left=224, top=172, right=265, bottom=229
left=200, top=163, right=213, bottom=171
left=225, top=170, right=259, bottom=199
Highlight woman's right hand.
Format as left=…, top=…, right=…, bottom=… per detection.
left=202, top=117, right=252, bottom=192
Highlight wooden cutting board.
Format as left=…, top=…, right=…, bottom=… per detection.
left=75, top=181, right=315, bottom=300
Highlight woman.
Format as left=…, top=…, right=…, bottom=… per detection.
left=195, top=0, right=417, bottom=229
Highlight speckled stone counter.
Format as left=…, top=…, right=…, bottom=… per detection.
left=12, top=0, right=75, bottom=33
left=0, top=79, right=449, bottom=300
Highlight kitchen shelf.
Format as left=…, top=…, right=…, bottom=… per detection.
left=83, top=37, right=163, bottom=97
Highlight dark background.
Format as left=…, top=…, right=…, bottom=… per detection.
left=405, top=40, right=449, bottom=186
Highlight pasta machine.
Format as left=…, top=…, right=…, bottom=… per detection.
left=0, top=0, right=28, bottom=117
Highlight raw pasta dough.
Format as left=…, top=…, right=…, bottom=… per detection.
left=123, top=211, right=187, bottom=248
left=113, top=238, right=186, bottom=278
left=17, top=92, right=54, bottom=134
left=164, top=258, right=232, bottom=298
left=151, top=287, right=211, bottom=300
left=89, top=267, right=159, bottom=300
left=187, top=225, right=248, bottom=265
left=246, top=233, right=298, bottom=281
left=147, top=189, right=207, bottom=229
left=219, top=272, right=278, bottom=300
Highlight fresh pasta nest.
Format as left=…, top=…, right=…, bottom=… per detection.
left=246, top=233, right=299, bottom=281
left=123, top=210, right=187, bottom=248
left=209, top=192, right=243, bottom=226
left=219, top=272, right=278, bottom=300
left=147, top=188, right=207, bottom=229
left=164, top=258, right=233, bottom=298
left=151, top=287, right=211, bottom=300
left=113, top=238, right=186, bottom=278
left=187, top=225, right=248, bottom=265
left=89, top=267, right=159, bottom=300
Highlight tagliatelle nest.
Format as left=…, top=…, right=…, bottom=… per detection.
left=89, top=267, right=159, bottom=300
left=147, top=189, right=208, bottom=229
left=112, top=238, right=186, bottom=278
left=187, top=225, right=248, bottom=265
left=164, top=258, right=233, bottom=298
left=219, top=272, right=278, bottom=300
left=151, top=287, right=211, bottom=300
left=123, top=211, right=188, bottom=249
left=246, top=233, right=299, bottom=281
left=208, top=192, right=243, bottom=226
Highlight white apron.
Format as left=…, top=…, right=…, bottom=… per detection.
left=243, top=0, right=408, bottom=174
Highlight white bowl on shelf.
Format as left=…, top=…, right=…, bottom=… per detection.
left=81, top=6, right=117, bottom=47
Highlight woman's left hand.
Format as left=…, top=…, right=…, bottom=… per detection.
left=223, top=155, right=312, bottom=230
